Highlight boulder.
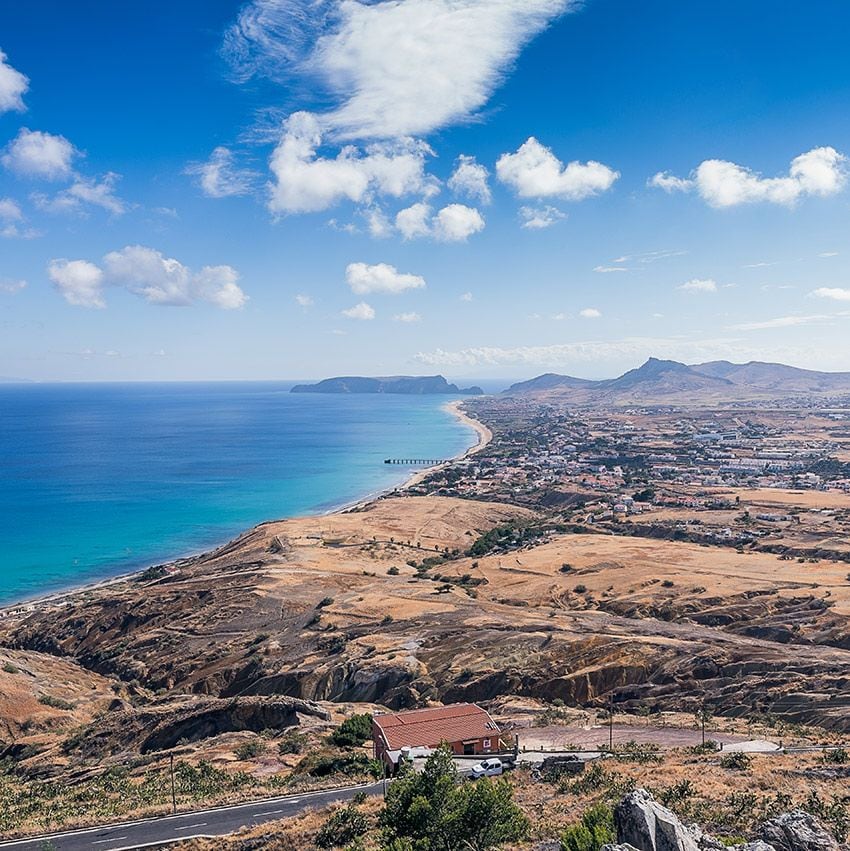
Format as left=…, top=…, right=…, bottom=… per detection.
left=614, top=789, right=700, bottom=851
left=759, top=810, right=840, bottom=851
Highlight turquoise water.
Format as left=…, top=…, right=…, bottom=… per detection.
left=0, top=383, right=476, bottom=604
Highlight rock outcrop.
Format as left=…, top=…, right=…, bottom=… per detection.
left=606, top=790, right=844, bottom=851
left=613, top=789, right=700, bottom=851
left=759, top=811, right=840, bottom=851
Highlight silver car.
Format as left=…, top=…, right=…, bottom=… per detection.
left=469, top=757, right=503, bottom=779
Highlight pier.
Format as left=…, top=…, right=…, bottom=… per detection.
left=384, top=458, right=447, bottom=465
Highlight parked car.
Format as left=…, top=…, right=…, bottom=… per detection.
left=469, top=757, right=504, bottom=779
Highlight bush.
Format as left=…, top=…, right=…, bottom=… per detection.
left=720, top=751, right=752, bottom=771
left=315, top=802, right=369, bottom=849
left=278, top=731, right=308, bottom=755
left=573, top=584, right=588, bottom=594
left=560, top=803, right=615, bottom=851
left=381, top=614, right=394, bottom=625
left=235, top=739, right=265, bottom=760
left=317, top=597, right=334, bottom=609
left=2, top=662, right=19, bottom=674
left=387, top=566, right=400, bottom=575
left=330, top=713, right=373, bottom=748
left=822, top=747, right=848, bottom=764
left=296, top=750, right=381, bottom=779
left=38, top=694, right=76, bottom=711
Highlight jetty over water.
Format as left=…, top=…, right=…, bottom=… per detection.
left=384, top=458, right=447, bottom=465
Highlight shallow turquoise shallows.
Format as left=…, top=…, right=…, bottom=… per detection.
left=0, top=382, right=477, bottom=605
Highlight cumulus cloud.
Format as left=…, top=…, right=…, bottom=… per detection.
left=678, top=278, right=718, bottom=293
left=346, top=261, right=425, bottom=294
left=432, top=203, right=485, bottom=242
left=519, top=204, right=564, bottom=229
left=48, top=259, right=106, bottom=308
left=579, top=307, right=601, bottom=318
left=2, top=128, right=76, bottom=180
left=497, top=137, right=619, bottom=201
left=33, top=173, right=128, bottom=216
left=295, top=293, right=314, bottom=307
left=460, top=291, right=473, bottom=302
left=448, top=155, right=491, bottom=204
left=811, top=287, right=850, bottom=302
left=225, top=0, right=574, bottom=140
left=0, top=49, right=28, bottom=113
left=395, top=202, right=433, bottom=240
left=186, top=146, right=256, bottom=197
left=48, top=246, right=248, bottom=310
left=342, top=301, right=375, bottom=320
left=268, top=111, right=435, bottom=214
left=394, top=202, right=484, bottom=241
left=393, top=311, right=421, bottom=323
left=649, top=147, right=847, bottom=208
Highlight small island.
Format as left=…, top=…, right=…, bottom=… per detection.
left=291, top=375, right=484, bottom=395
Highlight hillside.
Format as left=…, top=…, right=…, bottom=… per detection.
left=506, top=357, right=850, bottom=404
left=291, top=375, right=484, bottom=395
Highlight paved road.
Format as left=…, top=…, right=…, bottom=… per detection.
left=0, top=781, right=385, bottom=851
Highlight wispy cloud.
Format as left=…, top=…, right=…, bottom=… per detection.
left=727, top=314, right=838, bottom=331
left=224, top=0, right=576, bottom=140
left=678, top=278, right=718, bottom=293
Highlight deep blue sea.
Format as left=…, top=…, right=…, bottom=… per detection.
left=0, top=383, right=477, bottom=605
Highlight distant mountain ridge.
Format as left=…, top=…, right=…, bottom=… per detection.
left=291, top=375, right=484, bottom=395
left=506, top=358, right=850, bottom=405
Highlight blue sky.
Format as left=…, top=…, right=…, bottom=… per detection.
left=2, top=0, right=850, bottom=381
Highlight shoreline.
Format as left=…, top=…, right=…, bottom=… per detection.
left=0, top=397, right=490, bottom=616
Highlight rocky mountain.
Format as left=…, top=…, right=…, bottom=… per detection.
left=506, top=358, right=850, bottom=405
left=291, top=375, right=483, bottom=395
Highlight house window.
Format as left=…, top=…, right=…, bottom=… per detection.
left=483, top=738, right=491, bottom=749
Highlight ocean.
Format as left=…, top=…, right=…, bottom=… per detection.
left=0, top=382, right=477, bottom=605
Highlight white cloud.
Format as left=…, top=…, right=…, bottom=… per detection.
left=2, top=128, right=76, bottom=180
left=811, top=287, right=850, bottom=302
left=819, top=251, right=839, bottom=258
left=33, top=173, right=127, bottom=215
left=650, top=147, right=848, bottom=208
left=363, top=205, right=393, bottom=238
left=460, top=291, right=473, bottom=302
left=226, top=0, right=575, bottom=140
left=432, top=203, right=484, bottom=242
left=394, top=201, right=484, bottom=241
left=186, top=146, right=256, bottom=197
left=647, top=172, right=692, bottom=193
left=342, top=301, right=375, bottom=320
left=593, top=265, right=628, bottom=273
left=393, top=311, right=421, bottom=323
left=448, top=155, right=491, bottom=204
left=267, top=111, right=435, bottom=214
left=579, top=307, right=601, bottom=318
left=395, top=202, right=433, bottom=240
left=496, top=137, right=619, bottom=200
left=728, top=314, right=836, bottom=331
left=346, top=261, right=425, bottom=295
left=0, top=49, right=28, bottom=114
left=48, top=259, right=106, bottom=308
left=519, top=204, right=564, bottom=229
left=0, top=278, right=27, bottom=294
left=0, top=197, right=37, bottom=239
left=678, top=278, right=718, bottom=293
left=0, top=197, right=22, bottom=221
left=48, top=246, right=248, bottom=310
left=295, top=293, right=314, bottom=307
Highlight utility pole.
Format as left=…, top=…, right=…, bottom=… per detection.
left=170, top=753, right=177, bottom=814
left=701, top=706, right=706, bottom=747
left=608, top=698, right=614, bottom=752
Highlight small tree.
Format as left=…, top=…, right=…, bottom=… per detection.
left=331, top=712, right=373, bottom=748
left=560, top=803, right=615, bottom=851
left=316, top=802, right=369, bottom=848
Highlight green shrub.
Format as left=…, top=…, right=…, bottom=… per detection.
left=235, top=739, right=265, bottom=760
left=278, top=731, right=308, bottom=755
left=387, top=566, right=400, bottom=575
left=560, top=803, right=615, bottom=851
left=2, top=662, right=19, bottom=674
left=38, top=694, right=75, bottom=711
left=315, top=802, right=369, bottom=848
left=330, top=713, right=373, bottom=748
left=720, top=751, right=752, bottom=771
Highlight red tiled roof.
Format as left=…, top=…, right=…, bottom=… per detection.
left=373, top=703, right=500, bottom=750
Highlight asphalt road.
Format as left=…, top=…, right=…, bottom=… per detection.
left=0, top=781, right=386, bottom=851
